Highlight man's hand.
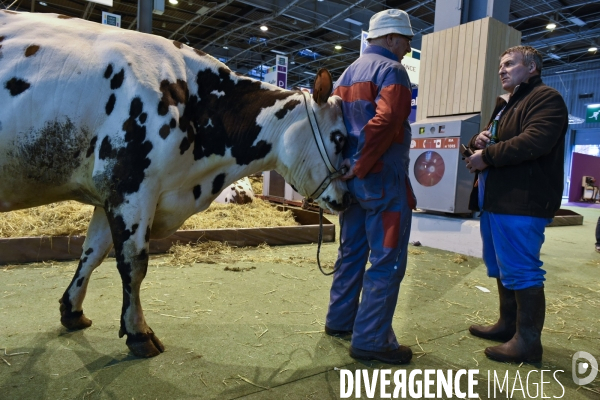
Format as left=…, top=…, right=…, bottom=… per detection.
left=465, top=150, right=489, bottom=173
left=474, top=130, right=492, bottom=149
left=340, top=158, right=355, bottom=181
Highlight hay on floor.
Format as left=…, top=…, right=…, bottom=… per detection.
left=0, top=197, right=298, bottom=238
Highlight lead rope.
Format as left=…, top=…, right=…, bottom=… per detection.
left=317, top=207, right=344, bottom=276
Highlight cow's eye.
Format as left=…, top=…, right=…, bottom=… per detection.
left=330, top=130, right=345, bottom=154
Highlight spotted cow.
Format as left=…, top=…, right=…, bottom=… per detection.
left=214, top=177, right=255, bottom=204
left=0, top=11, right=350, bottom=357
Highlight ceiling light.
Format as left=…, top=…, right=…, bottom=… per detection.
left=344, top=17, right=362, bottom=26
left=554, top=69, right=577, bottom=74
left=271, top=49, right=287, bottom=55
left=169, top=0, right=178, bottom=4
left=567, top=16, right=586, bottom=27
left=223, top=45, right=228, bottom=50
left=335, top=45, right=342, bottom=50
left=260, top=25, right=268, bottom=31
left=38, top=1, right=47, bottom=5
left=303, top=71, right=316, bottom=76
left=548, top=53, right=561, bottom=60
left=590, top=46, right=598, bottom=52
left=546, top=22, right=556, bottom=30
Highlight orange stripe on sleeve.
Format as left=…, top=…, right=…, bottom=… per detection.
left=333, top=81, right=378, bottom=105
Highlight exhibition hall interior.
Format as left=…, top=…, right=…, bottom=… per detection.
left=1, top=0, right=599, bottom=399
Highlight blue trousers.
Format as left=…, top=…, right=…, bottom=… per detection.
left=480, top=211, right=551, bottom=290
left=326, top=166, right=413, bottom=352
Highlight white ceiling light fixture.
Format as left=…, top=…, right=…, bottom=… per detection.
left=169, top=0, right=178, bottom=4
left=548, top=52, right=561, bottom=60
left=260, top=25, right=268, bottom=32
left=589, top=42, right=598, bottom=52
left=38, top=1, right=47, bottom=5
left=546, top=21, right=556, bottom=30
left=335, top=45, right=342, bottom=50
left=271, top=49, right=287, bottom=55
left=567, top=16, right=586, bottom=27
left=344, top=17, right=362, bottom=26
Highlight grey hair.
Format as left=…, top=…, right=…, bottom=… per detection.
left=501, top=45, right=543, bottom=75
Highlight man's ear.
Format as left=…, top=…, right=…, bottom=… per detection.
left=312, top=68, right=333, bottom=106
left=529, top=61, right=537, bottom=73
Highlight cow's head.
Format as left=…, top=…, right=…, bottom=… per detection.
left=278, top=69, right=351, bottom=212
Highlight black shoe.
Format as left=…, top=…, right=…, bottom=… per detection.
left=349, top=345, right=412, bottom=365
left=325, top=326, right=352, bottom=338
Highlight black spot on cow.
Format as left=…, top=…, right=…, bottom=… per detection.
left=145, top=227, right=150, bottom=243
left=5, top=77, right=31, bottom=96
left=25, top=45, right=40, bottom=57
left=105, top=93, right=116, bottom=115
left=170, top=118, right=177, bottom=128
left=159, top=125, right=170, bottom=139
left=0, top=36, right=4, bottom=42
left=184, top=66, right=294, bottom=165
left=57, top=14, right=73, bottom=19
left=179, top=138, right=190, bottom=154
left=193, top=184, right=201, bottom=200
left=158, top=79, right=189, bottom=116
left=104, top=64, right=113, bottom=79
left=7, top=118, right=88, bottom=185
left=110, top=69, right=125, bottom=90
left=76, top=277, right=85, bottom=287
left=85, top=248, right=94, bottom=256
left=139, top=113, right=147, bottom=124
left=194, top=49, right=207, bottom=57
left=131, top=224, right=139, bottom=235
left=99, top=136, right=115, bottom=160
left=82, top=257, right=88, bottom=263
left=104, top=97, right=153, bottom=206
left=212, top=173, right=226, bottom=195
left=275, top=99, right=301, bottom=119
left=173, top=41, right=183, bottom=49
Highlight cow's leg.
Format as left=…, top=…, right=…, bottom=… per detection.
left=59, top=207, right=114, bottom=330
left=105, top=206, right=164, bottom=358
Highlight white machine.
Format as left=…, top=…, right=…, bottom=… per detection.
left=409, top=114, right=480, bottom=214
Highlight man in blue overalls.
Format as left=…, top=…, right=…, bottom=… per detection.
left=325, top=9, right=417, bottom=364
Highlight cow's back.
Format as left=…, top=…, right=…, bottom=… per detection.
left=0, top=11, right=197, bottom=210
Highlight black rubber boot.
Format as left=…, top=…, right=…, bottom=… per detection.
left=484, top=286, right=545, bottom=363
left=469, top=279, right=516, bottom=342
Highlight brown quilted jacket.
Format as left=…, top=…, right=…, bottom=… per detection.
left=468, top=75, right=568, bottom=218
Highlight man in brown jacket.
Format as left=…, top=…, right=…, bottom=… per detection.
left=464, top=45, right=568, bottom=363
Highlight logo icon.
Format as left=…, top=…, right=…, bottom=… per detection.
left=572, top=351, right=598, bottom=385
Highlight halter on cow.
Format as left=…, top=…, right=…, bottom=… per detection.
left=0, top=10, right=350, bottom=357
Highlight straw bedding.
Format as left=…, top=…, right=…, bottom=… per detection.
left=0, top=198, right=297, bottom=238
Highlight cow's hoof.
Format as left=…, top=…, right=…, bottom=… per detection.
left=59, top=299, right=92, bottom=330
left=126, top=331, right=165, bottom=358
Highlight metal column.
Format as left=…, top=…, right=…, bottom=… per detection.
left=137, top=0, right=153, bottom=33
left=434, top=0, right=511, bottom=32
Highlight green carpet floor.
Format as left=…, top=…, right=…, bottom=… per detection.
left=1, top=205, right=598, bottom=399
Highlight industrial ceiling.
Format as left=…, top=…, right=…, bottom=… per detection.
left=4, top=0, right=600, bottom=88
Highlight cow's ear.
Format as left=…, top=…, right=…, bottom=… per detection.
left=312, top=68, right=333, bottom=106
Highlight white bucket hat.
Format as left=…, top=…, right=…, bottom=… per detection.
left=367, top=9, right=414, bottom=39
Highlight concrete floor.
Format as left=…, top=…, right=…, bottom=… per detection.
left=0, top=205, right=599, bottom=399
